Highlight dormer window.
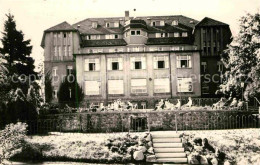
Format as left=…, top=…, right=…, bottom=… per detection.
left=106, top=22, right=110, bottom=27
left=174, top=32, right=180, bottom=37
left=115, top=34, right=118, bottom=39
left=114, top=22, right=119, bottom=28
left=182, top=32, right=188, bottom=37
left=160, top=20, right=165, bottom=26
left=172, top=20, right=178, bottom=26
left=152, top=21, right=156, bottom=26
left=92, top=22, right=98, bottom=28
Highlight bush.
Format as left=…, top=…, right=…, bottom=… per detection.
left=0, top=122, right=27, bottom=164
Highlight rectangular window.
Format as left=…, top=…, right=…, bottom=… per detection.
left=54, top=46, right=57, bottom=56
left=131, top=79, right=147, bottom=94
left=58, top=46, right=61, bottom=56
left=172, top=20, right=178, bottom=25
left=53, top=90, right=58, bottom=99
left=108, top=80, right=124, bottom=94
left=152, top=21, right=156, bottom=26
left=136, top=30, right=141, bottom=35
left=154, top=78, right=170, bottom=93
left=52, top=67, right=58, bottom=77
left=174, top=32, right=179, bottom=37
left=177, top=55, right=192, bottom=68
left=182, top=32, right=188, bottom=37
left=67, top=66, right=73, bottom=75
left=85, top=81, right=100, bottom=95
left=131, top=31, right=136, bottom=35
left=154, top=56, right=169, bottom=69
left=177, top=78, right=193, bottom=92
left=63, top=33, right=67, bottom=45
left=115, top=34, right=118, bottom=39
left=171, top=46, right=180, bottom=51
left=114, top=22, right=119, bottom=28
left=160, top=20, right=165, bottom=26
left=92, top=22, right=97, bottom=28
left=201, top=62, right=207, bottom=73
left=217, top=61, right=223, bottom=72
left=68, top=46, right=71, bottom=56
left=133, top=47, right=139, bottom=52
left=85, top=58, right=100, bottom=71
left=130, top=57, right=146, bottom=70
left=106, top=22, right=110, bottom=27
left=53, top=34, right=57, bottom=45
left=107, top=57, right=123, bottom=70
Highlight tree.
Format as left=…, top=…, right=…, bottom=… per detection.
left=218, top=12, right=260, bottom=100
left=58, top=72, right=84, bottom=107
left=44, top=71, right=53, bottom=103
left=0, top=13, right=37, bottom=78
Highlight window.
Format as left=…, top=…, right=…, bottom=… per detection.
left=63, top=33, right=66, bottom=38
left=63, top=33, right=67, bottom=45
left=97, top=49, right=103, bottom=53
left=85, top=58, right=100, bottom=71
left=177, top=55, right=192, bottom=68
left=152, top=21, right=156, bottom=26
left=201, top=62, right=207, bottom=73
left=156, top=33, right=168, bottom=38
left=136, top=30, right=141, bottom=35
left=171, top=46, right=180, bottom=51
left=131, top=79, right=147, bottom=94
left=154, top=78, right=170, bottom=93
left=108, top=80, right=124, bottom=94
left=53, top=90, right=58, bottom=99
left=92, top=22, right=98, bottom=28
left=130, top=57, right=146, bottom=70
left=182, top=32, right=188, bottom=37
left=106, top=22, right=110, bottom=27
left=131, top=31, right=136, bottom=35
left=67, top=66, right=73, bottom=75
left=58, top=46, right=61, bottom=56
left=64, top=47, right=67, bottom=56
left=68, top=46, right=71, bottom=56
left=54, top=34, right=57, bottom=45
left=115, top=34, right=118, bottom=39
left=177, top=78, right=193, bottom=92
left=54, top=46, right=57, bottom=56
left=160, top=20, right=165, bottom=26
left=107, top=57, right=123, bottom=70
left=52, top=67, right=58, bottom=77
left=154, top=56, right=169, bottom=69
left=174, top=32, right=179, bottom=37
left=217, top=61, right=223, bottom=72
left=133, top=47, right=139, bottom=52
left=85, top=81, right=100, bottom=95
left=114, top=22, right=119, bottom=28
left=172, top=20, right=178, bottom=25
left=67, top=33, right=71, bottom=45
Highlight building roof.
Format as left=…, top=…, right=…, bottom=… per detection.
left=146, top=37, right=193, bottom=45
left=82, top=39, right=127, bottom=47
left=196, top=17, right=229, bottom=27
left=44, top=21, right=77, bottom=32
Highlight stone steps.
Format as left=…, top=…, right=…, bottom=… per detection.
left=151, top=132, right=187, bottom=164
left=153, top=138, right=181, bottom=143
left=154, top=147, right=184, bottom=153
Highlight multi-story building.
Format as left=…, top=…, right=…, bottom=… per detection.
left=41, top=11, right=231, bottom=108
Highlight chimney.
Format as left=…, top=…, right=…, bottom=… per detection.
left=125, top=11, right=129, bottom=21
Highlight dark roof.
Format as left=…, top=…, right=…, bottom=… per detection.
left=196, top=17, right=229, bottom=27
left=82, top=39, right=127, bottom=47
left=146, top=37, right=193, bottom=45
left=72, top=15, right=199, bottom=34
left=129, top=19, right=147, bottom=30
left=147, top=23, right=189, bottom=33
left=44, top=21, right=77, bottom=32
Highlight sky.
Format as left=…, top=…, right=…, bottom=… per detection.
left=0, top=0, right=259, bottom=71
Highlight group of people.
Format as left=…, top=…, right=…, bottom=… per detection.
left=154, top=97, right=193, bottom=111
left=89, top=99, right=137, bottom=112
left=212, top=97, right=245, bottom=110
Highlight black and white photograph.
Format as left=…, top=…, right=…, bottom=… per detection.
left=0, top=0, right=260, bottom=164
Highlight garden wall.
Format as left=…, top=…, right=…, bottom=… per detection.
left=33, top=110, right=259, bottom=134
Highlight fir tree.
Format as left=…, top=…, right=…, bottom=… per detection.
left=218, top=12, right=260, bottom=100
left=0, top=13, right=37, bottom=78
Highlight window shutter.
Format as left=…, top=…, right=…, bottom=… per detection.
left=176, top=56, right=180, bottom=68
left=188, top=56, right=192, bottom=68
left=95, top=58, right=100, bottom=71
left=153, top=57, right=158, bottom=69
left=107, top=58, right=112, bottom=70
left=130, top=57, right=134, bottom=70
left=84, top=59, right=89, bottom=71
left=142, top=57, right=146, bottom=69
left=119, top=58, right=123, bottom=70
left=165, top=56, right=169, bottom=68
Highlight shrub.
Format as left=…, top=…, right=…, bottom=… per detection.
left=0, top=122, right=27, bottom=164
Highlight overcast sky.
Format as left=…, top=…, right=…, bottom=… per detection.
left=0, top=0, right=259, bottom=70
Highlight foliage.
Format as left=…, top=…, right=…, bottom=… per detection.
left=0, top=122, right=27, bottom=164
left=218, top=12, right=260, bottom=100
left=58, top=71, right=84, bottom=107
left=0, top=13, right=37, bottom=77
left=44, top=70, right=53, bottom=103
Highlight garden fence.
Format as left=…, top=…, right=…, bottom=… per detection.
left=1, top=110, right=259, bottom=135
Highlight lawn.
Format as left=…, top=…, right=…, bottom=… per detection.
left=10, top=129, right=260, bottom=164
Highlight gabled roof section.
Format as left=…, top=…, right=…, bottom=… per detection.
left=196, top=17, right=229, bottom=27
left=82, top=39, right=127, bottom=47
left=45, top=21, right=77, bottom=32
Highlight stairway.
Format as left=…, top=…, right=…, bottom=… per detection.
left=151, top=132, right=188, bottom=164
